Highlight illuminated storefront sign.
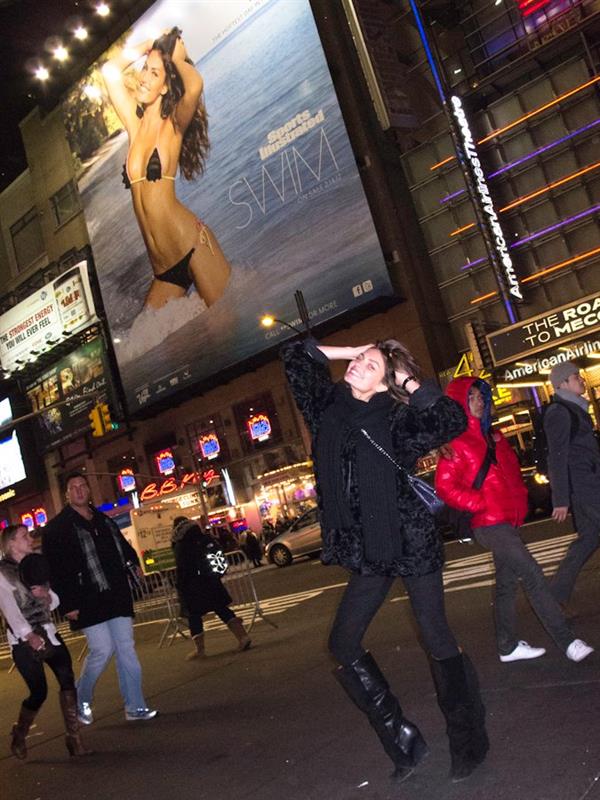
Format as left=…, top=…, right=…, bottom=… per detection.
left=487, top=291, right=600, bottom=366
left=450, top=95, right=523, bottom=305
left=140, top=472, right=200, bottom=502
left=247, top=413, right=272, bottom=442
left=199, top=433, right=220, bottom=460
left=34, top=508, right=48, bottom=527
left=154, top=449, right=176, bottom=476
left=0, top=487, right=16, bottom=502
left=118, top=468, right=137, bottom=493
left=201, top=469, right=219, bottom=487
left=516, top=0, right=553, bottom=16
left=21, top=513, right=34, bottom=529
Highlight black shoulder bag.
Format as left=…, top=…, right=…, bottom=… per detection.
left=439, top=446, right=495, bottom=541
left=359, top=429, right=445, bottom=515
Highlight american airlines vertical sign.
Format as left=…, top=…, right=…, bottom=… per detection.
left=450, top=95, right=523, bottom=303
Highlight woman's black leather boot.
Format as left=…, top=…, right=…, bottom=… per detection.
left=429, top=652, right=489, bottom=781
left=335, top=651, right=429, bottom=781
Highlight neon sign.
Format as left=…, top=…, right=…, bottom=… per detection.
left=140, top=472, right=200, bottom=502
left=450, top=95, right=522, bottom=305
left=21, top=512, right=34, bottom=529
left=154, top=449, right=175, bottom=475
left=201, top=469, right=219, bottom=486
left=34, top=507, right=48, bottom=527
left=199, top=433, right=220, bottom=460
left=118, top=468, right=136, bottom=493
left=516, top=0, right=553, bottom=17
left=247, top=413, right=272, bottom=442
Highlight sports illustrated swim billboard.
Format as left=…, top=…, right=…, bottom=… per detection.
left=64, top=0, right=393, bottom=413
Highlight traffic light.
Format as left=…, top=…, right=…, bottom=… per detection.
left=100, top=403, right=112, bottom=431
left=89, top=404, right=104, bottom=437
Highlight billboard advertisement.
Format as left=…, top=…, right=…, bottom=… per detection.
left=64, top=0, right=393, bottom=413
left=0, top=398, right=27, bottom=491
left=0, top=261, right=97, bottom=375
left=26, top=338, right=112, bottom=450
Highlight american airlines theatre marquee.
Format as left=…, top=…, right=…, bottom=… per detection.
left=486, top=291, right=600, bottom=387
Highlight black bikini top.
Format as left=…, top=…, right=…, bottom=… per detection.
left=122, top=147, right=175, bottom=189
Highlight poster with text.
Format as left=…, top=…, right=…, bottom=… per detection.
left=26, top=338, right=111, bottom=450
left=64, top=0, right=393, bottom=413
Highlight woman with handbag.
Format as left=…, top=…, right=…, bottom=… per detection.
left=435, top=376, right=593, bottom=664
left=0, top=524, right=90, bottom=759
left=171, top=517, right=251, bottom=658
left=282, top=336, right=488, bottom=782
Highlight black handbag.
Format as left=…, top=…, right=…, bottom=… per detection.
left=437, top=446, right=495, bottom=539
left=359, top=429, right=445, bottom=515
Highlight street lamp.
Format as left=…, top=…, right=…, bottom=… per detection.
left=260, top=315, right=303, bottom=335
left=260, top=290, right=311, bottom=336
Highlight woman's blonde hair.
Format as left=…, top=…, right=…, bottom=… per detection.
left=1, top=524, right=27, bottom=559
left=375, top=339, right=423, bottom=403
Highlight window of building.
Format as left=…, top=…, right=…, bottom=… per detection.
left=50, top=180, right=81, bottom=228
left=10, top=208, right=45, bottom=272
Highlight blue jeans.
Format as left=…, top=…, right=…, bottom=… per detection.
left=77, top=616, right=147, bottom=713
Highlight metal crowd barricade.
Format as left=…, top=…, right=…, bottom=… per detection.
left=0, top=550, right=276, bottom=668
left=157, top=549, right=277, bottom=648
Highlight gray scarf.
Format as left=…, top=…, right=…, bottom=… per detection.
left=556, top=388, right=590, bottom=413
left=75, top=518, right=127, bottom=592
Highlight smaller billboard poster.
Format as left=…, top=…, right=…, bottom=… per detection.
left=26, top=337, right=112, bottom=450
left=0, top=261, right=97, bottom=375
left=0, top=398, right=27, bottom=491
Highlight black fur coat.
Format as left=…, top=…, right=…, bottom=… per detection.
left=282, top=340, right=467, bottom=577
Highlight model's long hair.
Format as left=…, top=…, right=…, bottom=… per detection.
left=376, top=339, right=423, bottom=403
left=151, top=27, right=209, bottom=180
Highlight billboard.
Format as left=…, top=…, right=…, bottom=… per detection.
left=0, top=261, right=96, bottom=375
left=64, top=0, right=393, bottom=413
left=0, top=398, right=27, bottom=491
left=26, top=338, right=112, bottom=450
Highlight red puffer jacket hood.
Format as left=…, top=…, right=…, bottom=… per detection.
left=435, top=376, right=528, bottom=528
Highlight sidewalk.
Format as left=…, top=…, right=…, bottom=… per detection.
left=1, top=549, right=599, bottom=800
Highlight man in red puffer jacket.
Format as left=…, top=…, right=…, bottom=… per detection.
left=435, top=376, right=593, bottom=663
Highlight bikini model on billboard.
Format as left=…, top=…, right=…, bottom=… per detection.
left=102, top=27, right=231, bottom=310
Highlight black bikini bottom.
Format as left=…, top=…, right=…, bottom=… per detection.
left=156, top=248, right=195, bottom=291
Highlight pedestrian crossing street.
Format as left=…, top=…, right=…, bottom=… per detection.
left=204, top=533, right=577, bottom=628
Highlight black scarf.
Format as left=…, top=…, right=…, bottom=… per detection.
left=316, top=383, right=403, bottom=563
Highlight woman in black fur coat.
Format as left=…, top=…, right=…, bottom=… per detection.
left=282, top=337, right=488, bottom=782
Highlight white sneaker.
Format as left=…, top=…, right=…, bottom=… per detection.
left=499, top=641, right=546, bottom=662
left=77, top=701, right=94, bottom=725
left=566, top=639, right=594, bottom=662
left=125, top=707, right=158, bottom=721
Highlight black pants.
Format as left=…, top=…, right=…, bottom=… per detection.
left=188, top=606, right=236, bottom=637
left=11, top=634, right=76, bottom=711
left=552, top=501, right=600, bottom=605
left=328, top=569, right=459, bottom=666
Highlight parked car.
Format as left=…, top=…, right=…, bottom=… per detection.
left=265, top=506, right=322, bottom=567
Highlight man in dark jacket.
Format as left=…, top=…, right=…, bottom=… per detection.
left=544, top=361, right=600, bottom=606
left=42, top=472, right=157, bottom=724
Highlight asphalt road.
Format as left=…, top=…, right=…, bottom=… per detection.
left=1, top=517, right=599, bottom=800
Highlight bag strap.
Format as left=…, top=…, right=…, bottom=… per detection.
left=359, top=429, right=406, bottom=474
left=472, top=446, right=494, bottom=490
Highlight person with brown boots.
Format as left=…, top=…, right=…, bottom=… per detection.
left=171, top=516, right=251, bottom=658
left=0, top=524, right=90, bottom=759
